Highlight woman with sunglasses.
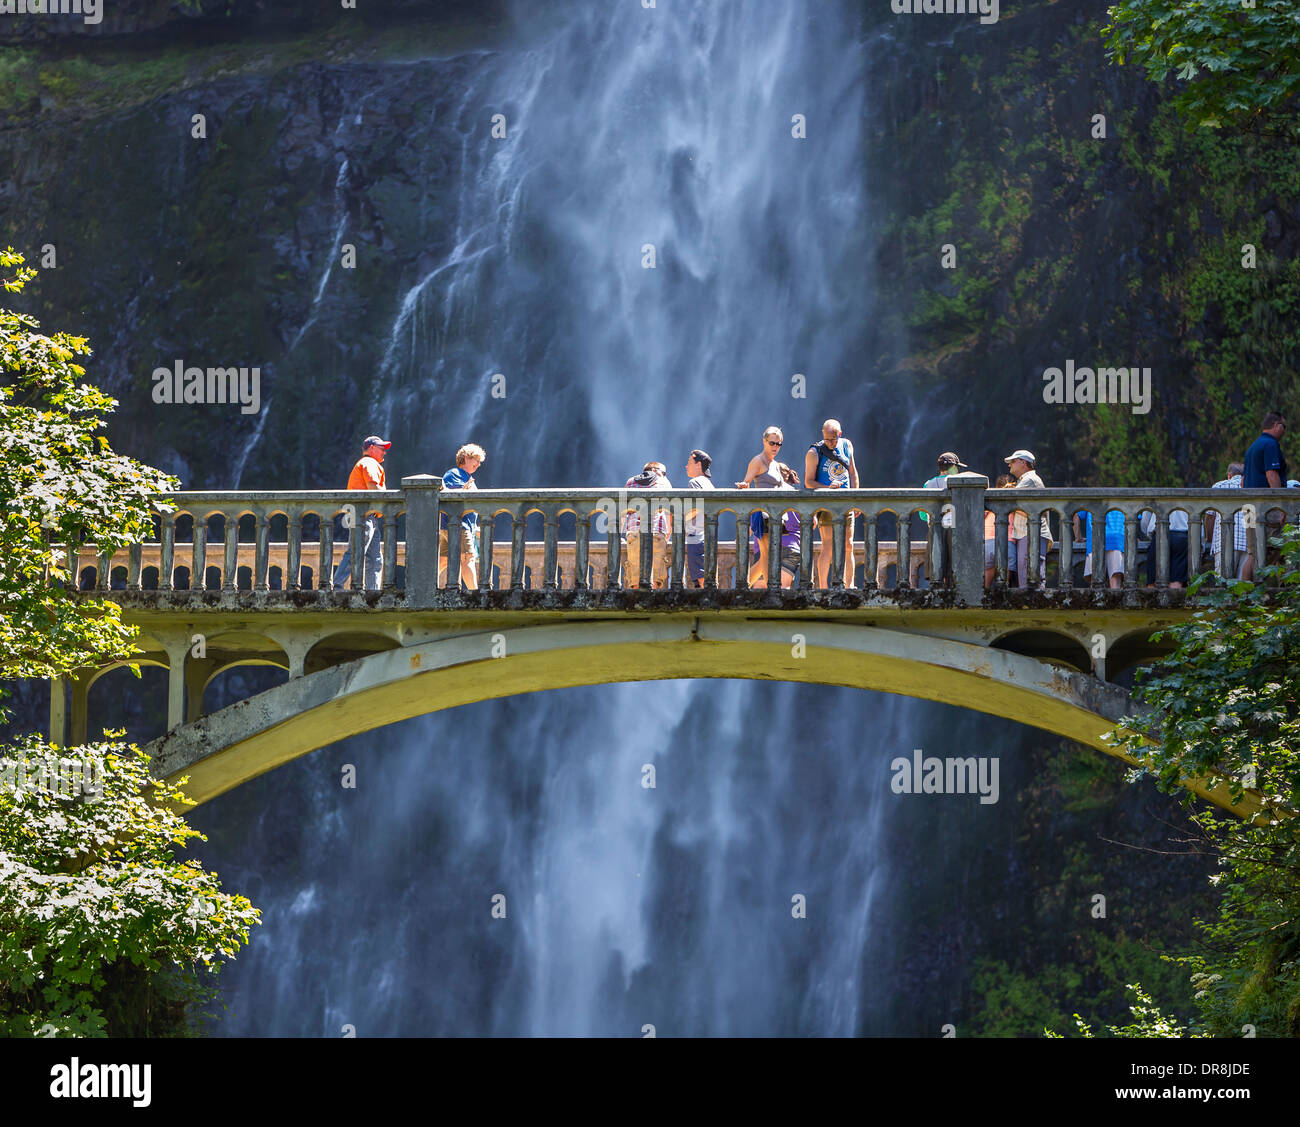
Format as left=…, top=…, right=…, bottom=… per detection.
left=736, top=426, right=799, bottom=586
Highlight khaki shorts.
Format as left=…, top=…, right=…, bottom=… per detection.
left=439, top=526, right=479, bottom=560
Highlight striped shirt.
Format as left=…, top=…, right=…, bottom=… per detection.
left=1210, top=476, right=1247, bottom=553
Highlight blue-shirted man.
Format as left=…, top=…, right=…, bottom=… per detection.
left=1242, top=412, right=1287, bottom=580
left=804, top=418, right=859, bottom=587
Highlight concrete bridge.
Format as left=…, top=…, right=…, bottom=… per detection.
left=49, top=476, right=1298, bottom=818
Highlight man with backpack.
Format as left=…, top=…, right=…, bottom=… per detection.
left=621, top=461, right=673, bottom=588
left=804, top=419, right=859, bottom=587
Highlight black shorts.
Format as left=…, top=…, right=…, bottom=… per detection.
left=1146, top=530, right=1188, bottom=585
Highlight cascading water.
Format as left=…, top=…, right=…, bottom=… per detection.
left=194, top=0, right=976, bottom=1036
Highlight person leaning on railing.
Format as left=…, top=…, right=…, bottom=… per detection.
left=621, top=460, right=673, bottom=589
left=1241, top=411, right=1288, bottom=580
left=1003, top=448, right=1053, bottom=588
left=333, top=434, right=390, bottom=591
left=736, top=426, right=797, bottom=588
left=1206, top=461, right=1246, bottom=581
left=438, top=443, right=485, bottom=590
left=804, top=418, right=859, bottom=588
left=920, top=451, right=964, bottom=585
left=1140, top=505, right=1189, bottom=588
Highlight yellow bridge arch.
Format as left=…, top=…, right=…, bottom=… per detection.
left=142, top=619, right=1257, bottom=817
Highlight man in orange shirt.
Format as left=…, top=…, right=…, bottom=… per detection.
left=333, top=435, right=390, bottom=590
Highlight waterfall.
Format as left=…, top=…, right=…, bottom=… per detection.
left=194, top=0, right=952, bottom=1036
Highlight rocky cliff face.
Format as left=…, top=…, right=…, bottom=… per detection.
left=4, top=0, right=1295, bottom=490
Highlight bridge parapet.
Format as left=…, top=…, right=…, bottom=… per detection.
left=57, top=482, right=1299, bottom=606
left=982, top=486, right=1300, bottom=591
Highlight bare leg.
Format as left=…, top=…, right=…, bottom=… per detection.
left=749, top=539, right=769, bottom=588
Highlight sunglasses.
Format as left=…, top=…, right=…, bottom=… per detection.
left=765, top=438, right=782, bottom=446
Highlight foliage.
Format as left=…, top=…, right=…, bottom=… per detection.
left=0, top=250, right=257, bottom=1036
left=1103, top=0, right=1300, bottom=132
left=1046, top=982, right=1203, bottom=1038
left=0, top=734, right=259, bottom=1037
left=0, top=249, right=177, bottom=683
left=1106, top=526, right=1300, bottom=1035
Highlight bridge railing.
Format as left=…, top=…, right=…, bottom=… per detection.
left=982, top=487, right=1300, bottom=591
left=65, top=491, right=408, bottom=595
left=424, top=482, right=945, bottom=594
left=57, top=477, right=1300, bottom=602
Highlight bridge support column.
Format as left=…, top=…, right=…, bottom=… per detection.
left=48, top=677, right=68, bottom=747
left=185, top=659, right=218, bottom=723
left=947, top=473, right=989, bottom=605
left=162, top=639, right=191, bottom=732
left=402, top=475, right=444, bottom=607
left=69, top=674, right=90, bottom=745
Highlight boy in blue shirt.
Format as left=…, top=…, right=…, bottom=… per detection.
left=439, top=443, right=485, bottom=589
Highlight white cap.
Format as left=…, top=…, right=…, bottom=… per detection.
left=1004, top=449, right=1036, bottom=465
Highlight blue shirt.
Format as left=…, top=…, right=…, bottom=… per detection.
left=1243, top=433, right=1287, bottom=488
left=812, top=438, right=854, bottom=488
left=1082, top=510, right=1125, bottom=553
left=439, top=466, right=478, bottom=532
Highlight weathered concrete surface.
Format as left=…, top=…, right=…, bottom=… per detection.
left=143, top=617, right=1260, bottom=818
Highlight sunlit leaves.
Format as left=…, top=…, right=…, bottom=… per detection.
left=1104, top=1, right=1300, bottom=133
left=0, top=248, right=178, bottom=680
left=0, top=737, right=260, bottom=1036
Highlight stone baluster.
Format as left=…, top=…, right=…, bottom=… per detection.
left=383, top=506, right=399, bottom=591
left=704, top=510, right=719, bottom=590
left=1221, top=506, right=1236, bottom=584
left=222, top=512, right=238, bottom=592
left=286, top=508, right=302, bottom=591
left=895, top=512, right=911, bottom=590
left=574, top=510, right=590, bottom=590
left=736, top=508, right=751, bottom=591
left=1123, top=510, right=1139, bottom=591
left=1058, top=510, right=1074, bottom=589
left=1154, top=510, right=1170, bottom=589
left=128, top=540, right=143, bottom=591
left=669, top=500, right=685, bottom=591
left=542, top=507, right=559, bottom=590
left=994, top=510, right=1009, bottom=589
left=319, top=519, right=334, bottom=591
left=160, top=514, right=175, bottom=592
left=1186, top=509, right=1202, bottom=582
left=1026, top=515, right=1041, bottom=589
left=445, top=500, right=463, bottom=590
left=478, top=517, right=493, bottom=591
left=510, top=512, right=527, bottom=590
left=864, top=512, right=878, bottom=591
left=192, top=516, right=207, bottom=592
left=347, top=506, right=364, bottom=593
left=1089, top=510, right=1105, bottom=589
left=255, top=510, right=270, bottom=592
left=1250, top=505, right=1268, bottom=573
left=766, top=503, right=782, bottom=591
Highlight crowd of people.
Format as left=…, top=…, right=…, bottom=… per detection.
left=331, top=411, right=1293, bottom=591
